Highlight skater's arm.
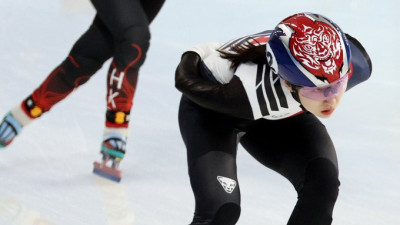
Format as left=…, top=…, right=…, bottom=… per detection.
left=175, top=51, right=254, bottom=120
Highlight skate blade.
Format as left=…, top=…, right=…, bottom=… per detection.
left=93, top=162, right=122, bottom=182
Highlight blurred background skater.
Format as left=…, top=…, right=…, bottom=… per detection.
left=0, top=0, right=165, bottom=182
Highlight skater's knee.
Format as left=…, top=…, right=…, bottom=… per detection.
left=210, top=203, right=241, bottom=225
left=303, top=158, right=340, bottom=201
left=121, top=25, right=151, bottom=45
left=113, top=25, right=151, bottom=68
left=191, top=203, right=241, bottom=225
left=290, top=158, right=339, bottom=224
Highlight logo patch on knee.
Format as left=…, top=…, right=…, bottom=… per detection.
left=217, top=176, right=237, bottom=194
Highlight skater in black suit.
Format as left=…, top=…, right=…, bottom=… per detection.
left=176, top=12, right=372, bottom=225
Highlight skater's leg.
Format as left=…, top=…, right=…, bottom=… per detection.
left=0, top=16, right=113, bottom=147
left=240, top=113, right=340, bottom=225
left=179, top=96, right=241, bottom=225
left=26, top=16, right=113, bottom=117
left=89, top=0, right=164, bottom=170
left=139, top=0, right=165, bottom=23
left=90, top=0, right=152, bottom=70
left=90, top=0, right=165, bottom=123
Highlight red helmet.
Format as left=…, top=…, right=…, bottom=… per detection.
left=267, top=12, right=351, bottom=87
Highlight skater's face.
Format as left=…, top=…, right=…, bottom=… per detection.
left=284, top=81, right=345, bottom=118
left=299, top=93, right=344, bottom=118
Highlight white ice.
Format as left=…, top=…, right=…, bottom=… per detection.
left=0, top=0, right=399, bottom=225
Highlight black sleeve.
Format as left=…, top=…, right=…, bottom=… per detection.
left=345, top=33, right=372, bottom=90
left=175, top=51, right=254, bottom=119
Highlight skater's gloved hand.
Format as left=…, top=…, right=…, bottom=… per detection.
left=0, top=112, right=22, bottom=147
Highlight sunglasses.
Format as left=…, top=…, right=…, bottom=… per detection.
left=297, top=74, right=349, bottom=101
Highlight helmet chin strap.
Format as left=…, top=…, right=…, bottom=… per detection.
left=291, top=85, right=308, bottom=112
left=288, top=84, right=303, bottom=107
left=284, top=81, right=301, bottom=103
left=291, top=87, right=301, bottom=103
left=284, top=80, right=306, bottom=110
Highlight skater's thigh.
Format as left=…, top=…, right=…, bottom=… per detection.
left=240, top=113, right=338, bottom=187
left=139, top=0, right=165, bottom=23
left=179, top=96, right=241, bottom=220
left=69, top=16, right=113, bottom=63
left=90, top=0, right=149, bottom=35
left=178, top=96, right=239, bottom=165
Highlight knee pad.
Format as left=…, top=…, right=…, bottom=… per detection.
left=191, top=203, right=241, bottom=225
left=210, top=203, right=241, bottom=225
left=188, top=152, right=241, bottom=225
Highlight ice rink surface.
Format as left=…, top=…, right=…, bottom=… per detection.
left=0, top=0, right=399, bottom=224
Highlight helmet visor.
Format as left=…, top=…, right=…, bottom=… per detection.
left=298, top=74, right=349, bottom=101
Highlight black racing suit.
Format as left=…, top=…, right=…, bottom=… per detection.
left=175, top=33, right=372, bottom=225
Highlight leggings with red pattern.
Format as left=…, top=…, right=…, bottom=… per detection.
left=23, top=0, right=165, bottom=128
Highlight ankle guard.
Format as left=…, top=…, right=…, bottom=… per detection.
left=106, top=110, right=130, bottom=127
left=23, top=95, right=44, bottom=118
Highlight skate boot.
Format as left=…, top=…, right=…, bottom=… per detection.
left=0, top=99, right=39, bottom=148
left=0, top=112, right=22, bottom=148
left=93, top=132, right=127, bottom=182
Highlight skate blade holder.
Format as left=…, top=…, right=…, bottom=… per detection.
left=93, top=161, right=123, bottom=182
